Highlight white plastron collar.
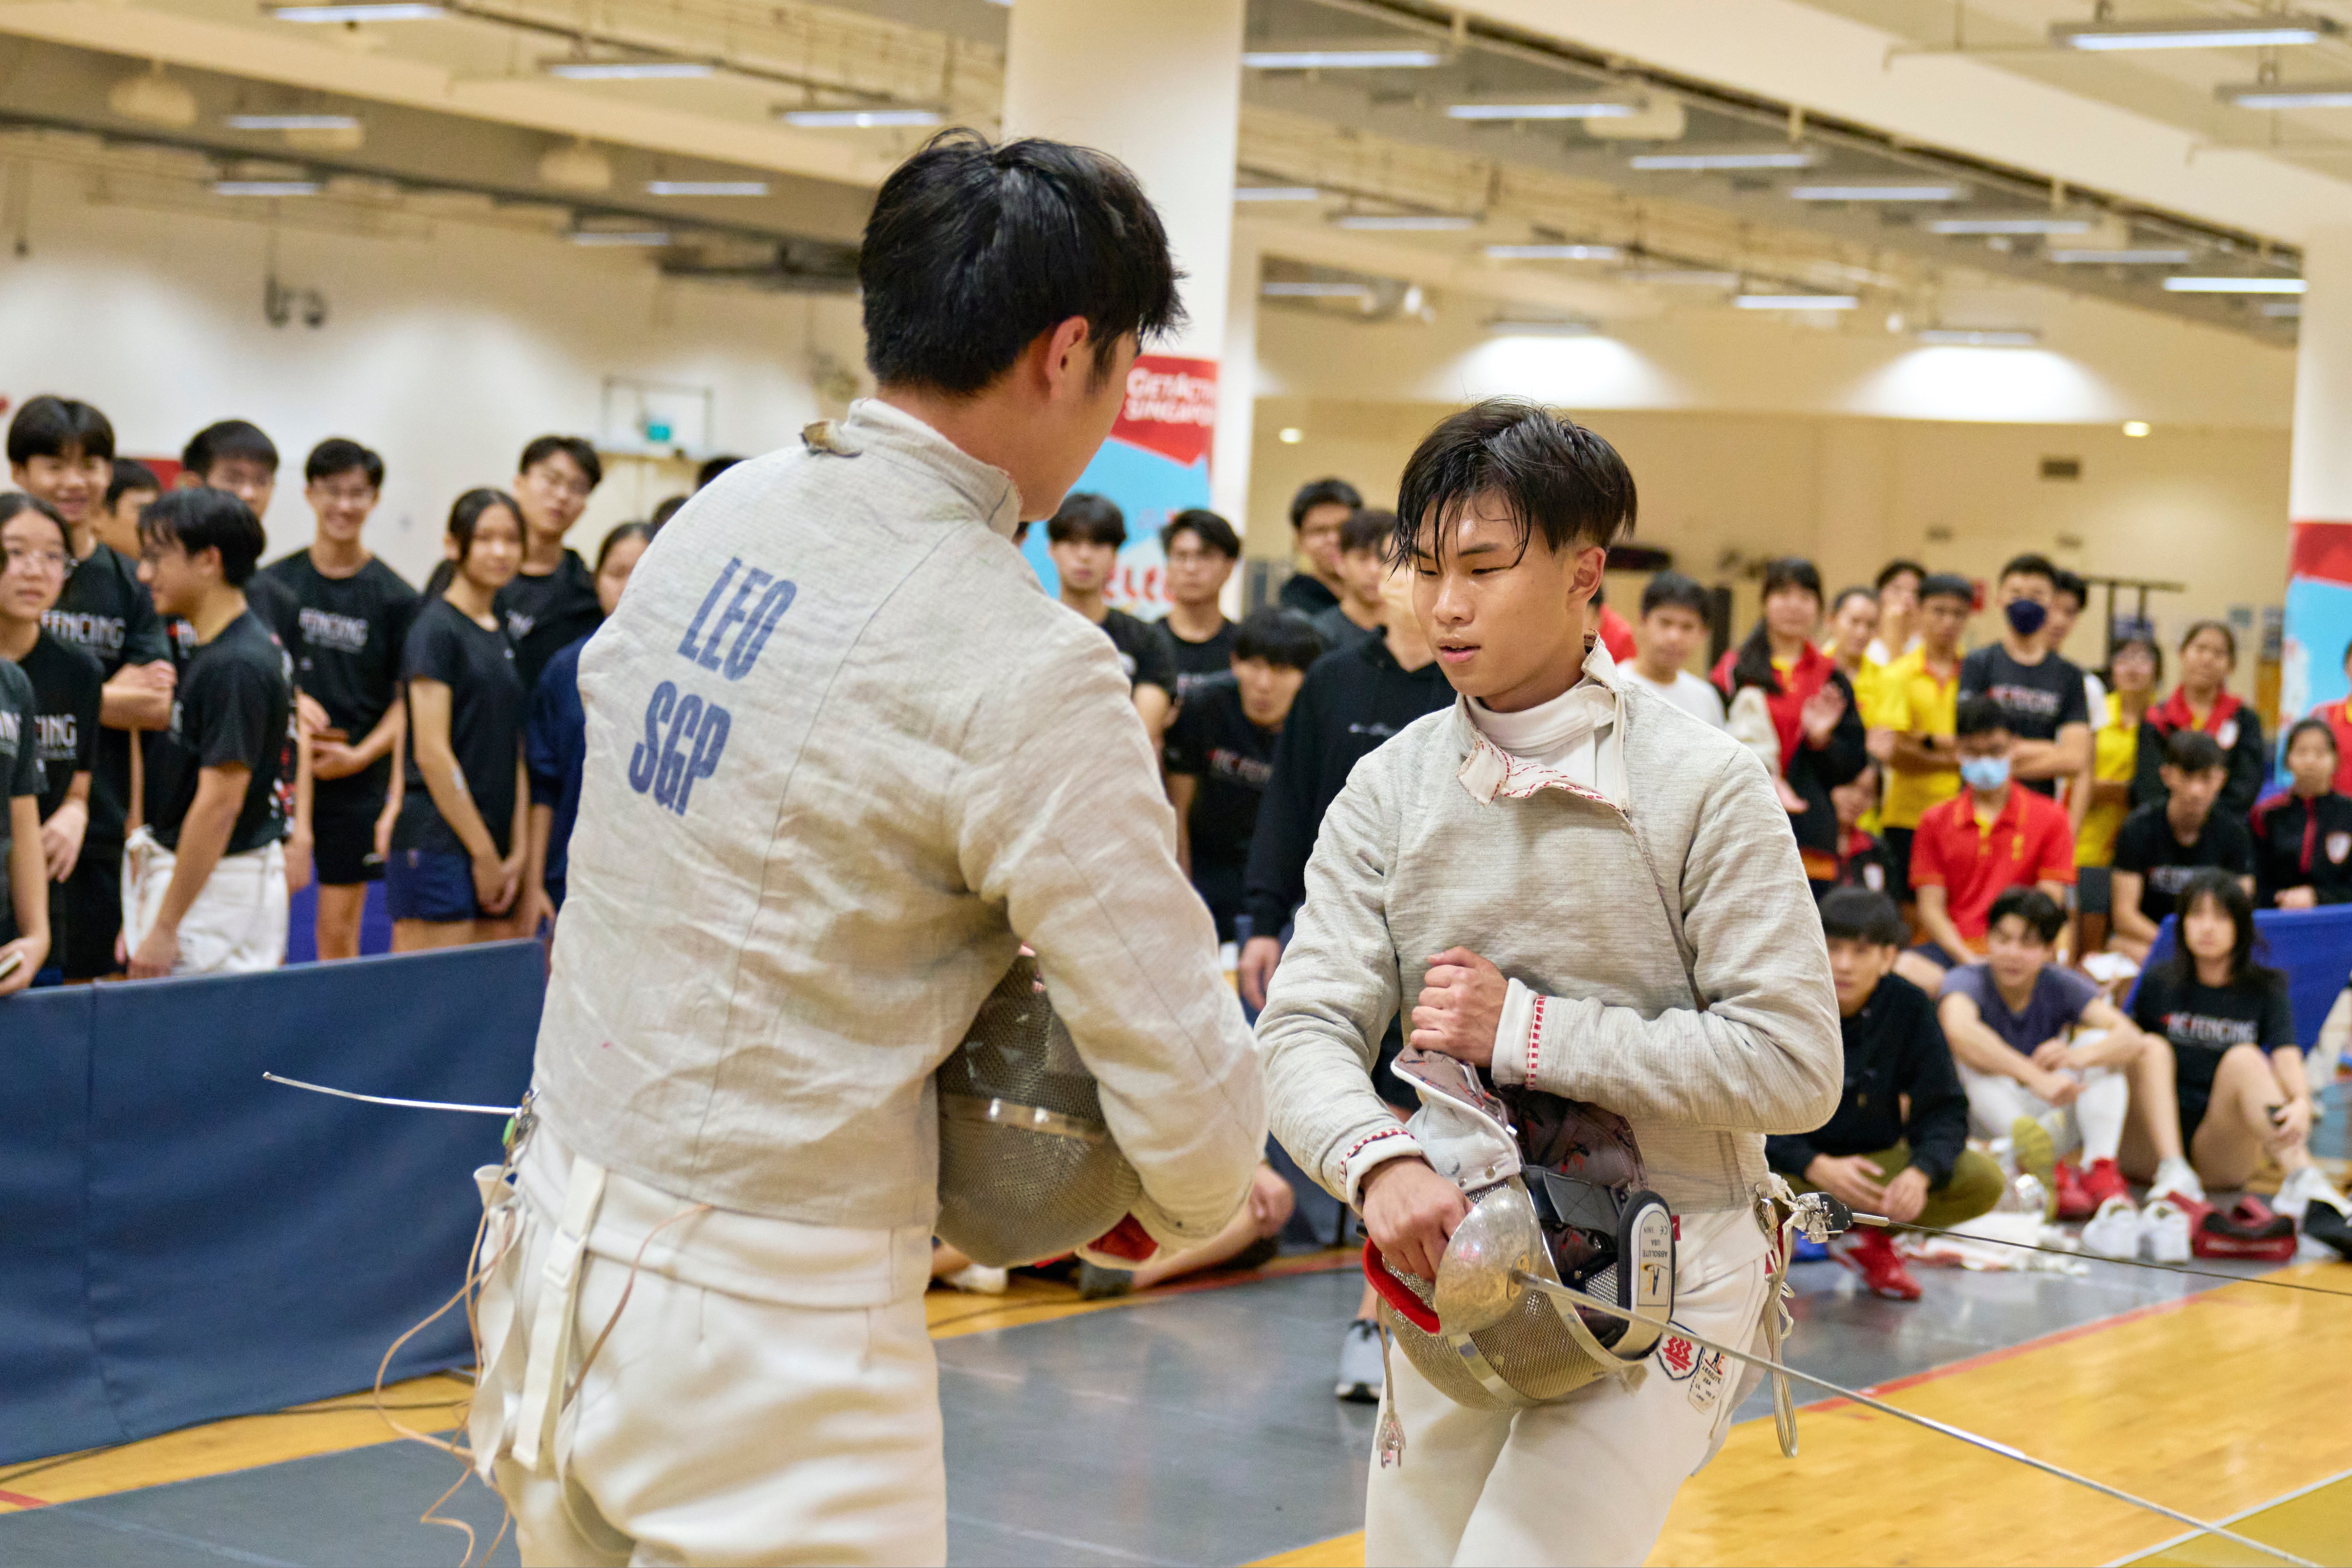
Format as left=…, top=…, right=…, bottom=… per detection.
left=1456, top=638, right=1629, bottom=810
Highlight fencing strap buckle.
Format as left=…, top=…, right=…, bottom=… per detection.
left=508, top=1153, right=607, bottom=1475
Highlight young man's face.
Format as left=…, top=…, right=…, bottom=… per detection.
left=1377, top=555, right=1417, bottom=639
left=1985, top=914, right=2053, bottom=991
left=1828, top=593, right=1879, bottom=658
left=1234, top=654, right=1306, bottom=731
left=100, top=488, right=157, bottom=557
left=2160, top=763, right=2226, bottom=826
left=1996, top=570, right=2052, bottom=612
left=1163, top=530, right=1234, bottom=610
left=1047, top=535, right=1117, bottom=596
left=0, top=511, right=72, bottom=623
left=1878, top=570, right=1920, bottom=625
left=2046, top=590, right=2082, bottom=649
left=1638, top=603, right=1705, bottom=672
left=137, top=537, right=212, bottom=618
left=1295, top=502, right=1351, bottom=580
left=1413, top=493, right=1602, bottom=708
left=200, top=457, right=276, bottom=521
left=1824, top=935, right=1895, bottom=1016
left=306, top=466, right=377, bottom=545
left=1919, top=592, right=1970, bottom=654
left=1336, top=544, right=1387, bottom=610
left=515, top=450, right=593, bottom=539
left=11, top=447, right=110, bottom=528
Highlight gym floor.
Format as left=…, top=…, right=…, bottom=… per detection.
left=2, top=1094, right=2346, bottom=1568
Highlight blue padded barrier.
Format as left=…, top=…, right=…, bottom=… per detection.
left=2132, top=903, right=2352, bottom=1047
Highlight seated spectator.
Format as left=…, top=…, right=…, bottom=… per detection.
left=1151, top=508, right=1241, bottom=701
left=2110, top=729, right=2255, bottom=962
left=1077, top=1164, right=1296, bottom=1299
left=99, top=459, right=159, bottom=559
left=1830, top=761, right=1896, bottom=896
left=1878, top=571, right=1973, bottom=900
left=2132, top=620, right=2267, bottom=823
left=1044, top=492, right=1175, bottom=742
left=1307, top=508, right=1390, bottom=654
left=1769, top=889, right=2002, bottom=1300
left=1277, top=476, right=1361, bottom=616
left=1620, top=570, right=1723, bottom=727
left=0, top=493, right=103, bottom=987
left=1896, top=696, right=2074, bottom=989
left=1936, top=889, right=2188, bottom=1246
left=2251, top=718, right=2352, bottom=909
left=2128, top=869, right=2348, bottom=1248
left=2077, top=631, right=2160, bottom=871
left=1163, top=606, right=1322, bottom=943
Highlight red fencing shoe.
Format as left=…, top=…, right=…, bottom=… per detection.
left=2080, top=1157, right=2129, bottom=1211
left=1834, top=1226, right=1921, bottom=1301
left=2052, top=1160, right=2097, bottom=1222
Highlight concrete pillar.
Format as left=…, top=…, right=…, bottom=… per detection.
left=2281, top=230, right=2352, bottom=726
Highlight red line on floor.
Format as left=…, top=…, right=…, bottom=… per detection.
left=0, top=1490, right=50, bottom=1509
left=1799, top=1292, right=2200, bottom=1414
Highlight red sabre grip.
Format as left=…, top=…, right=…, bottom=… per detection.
left=1362, top=1241, right=1441, bottom=1333
left=1086, top=1214, right=1158, bottom=1263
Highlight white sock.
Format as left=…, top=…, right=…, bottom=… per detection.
left=2151, top=1156, right=2204, bottom=1203
left=2072, top=1067, right=2129, bottom=1164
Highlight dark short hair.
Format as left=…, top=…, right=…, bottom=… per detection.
left=518, top=434, right=603, bottom=490
left=596, top=520, right=656, bottom=570
left=304, top=437, right=383, bottom=489
left=650, top=495, right=688, bottom=528
left=1338, top=507, right=1393, bottom=558
left=138, top=486, right=266, bottom=585
left=1918, top=571, right=1974, bottom=606
left=2179, top=618, right=2238, bottom=664
left=1394, top=399, right=1636, bottom=567
left=1830, top=585, right=1877, bottom=617
left=0, top=492, right=70, bottom=550
left=182, top=419, right=278, bottom=477
left=1987, top=886, right=2065, bottom=945
left=1875, top=558, right=1926, bottom=592
left=1954, top=695, right=2011, bottom=738
left=695, top=455, right=741, bottom=490
left=1289, top=477, right=1363, bottom=529
left=2163, top=728, right=2226, bottom=774
left=8, top=396, right=116, bottom=466
left=1998, top=551, right=2059, bottom=589
left=105, top=459, right=160, bottom=509
left=2051, top=568, right=2088, bottom=607
left=1641, top=569, right=1709, bottom=620
left=2287, top=716, right=2339, bottom=759
left=1233, top=606, right=1325, bottom=671
left=860, top=129, right=1183, bottom=396
left=1819, top=887, right=1907, bottom=947
left=1160, top=507, right=1240, bottom=559
left=1045, top=491, right=1125, bottom=547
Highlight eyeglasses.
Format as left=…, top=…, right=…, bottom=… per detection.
left=526, top=469, right=593, bottom=500
left=4, top=547, right=71, bottom=577
left=313, top=485, right=377, bottom=505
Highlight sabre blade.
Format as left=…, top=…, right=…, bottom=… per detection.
left=262, top=1072, right=519, bottom=1117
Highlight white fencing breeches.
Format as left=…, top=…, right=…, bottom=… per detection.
left=1364, top=1207, right=1776, bottom=1568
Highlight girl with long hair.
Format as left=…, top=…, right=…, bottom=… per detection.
left=2250, top=717, right=2352, bottom=908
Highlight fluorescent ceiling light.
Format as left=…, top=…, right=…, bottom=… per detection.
left=1241, top=48, right=1444, bottom=69
left=1789, top=184, right=1965, bottom=201
left=226, top=113, right=361, bottom=130
left=779, top=107, right=939, bottom=128
left=1331, top=212, right=1475, bottom=230
left=1485, top=243, right=1621, bottom=260
left=546, top=60, right=713, bottom=80
left=1734, top=293, right=1859, bottom=310
left=1630, top=149, right=1816, bottom=171
left=646, top=180, right=768, bottom=196
left=571, top=230, right=671, bottom=246
left=1263, top=281, right=1374, bottom=299
left=1929, top=216, right=2093, bottom=235
left=2223, top=81, right=2352, bottom=109
left=1445, top=102, right=1636, bottom=120
left=1917, top=327, right=2040, bottom=346
left=2047, top=247, right=2193, bottom=264
left=2162, top=275, right=2306, bottom=293
left=2054, top=16, right=2332, bottom=49
left=214, top=179, right=320, bottom=195
left=1623, top=268, right=1740, bottom=286
left=1234, top=185, right=1320, bottom=202
left=269, top=2, right=442, bottom=19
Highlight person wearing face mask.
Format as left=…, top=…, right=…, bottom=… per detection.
left=2132, top=619, right=2266, bottom=824
left=2250, top=719, right=2352, bottom=909
left=2109, top=729, right=2255, bottom=963
left=2076, top=631, right=2161, bottom=870
left=1959, top=553, right=2092, bottom=799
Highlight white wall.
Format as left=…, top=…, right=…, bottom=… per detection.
left=0, top=162, right=869, bottom=586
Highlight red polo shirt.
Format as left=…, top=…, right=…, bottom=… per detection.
left=1910, top=785, right=2076, bottom=939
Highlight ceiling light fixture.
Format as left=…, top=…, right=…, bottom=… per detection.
left=2047, top=247, right=2193, bottom=264
left=646, top=180, right=768, bottom=196
left=214, top=178, right=321, bottom=195
left=270, top=2, right=444, bottom=19
left=1917, top=327, right=2040, bottom=346
left=2161, top=275, right=2305, bottom=293
left=1622, top=268, right=1741, bottom=286
left=1234, top=186, right=1321, bottom=202
left=571, top=230, right=672, bottom=246
left=2053, top=15, right=2333, bottom=50
left=1262, top=281, right=1375, bottom=299
left=1733, top=293, right=1859, bottom=310
left=1241, top=47, right=1445, bottom=69
left=1631, top=149, right=1816, bottom=171
left=1928, top=216, right=2093, bottom=235
left=2222, top=81, right=2352, bottom=108
left=1485, top=243, right=1621, bottom=260
left=1484, top=315, right=1600, bottom=335
left=778, top=107, right=939, bottom=128
left=1445, top=102, right=1637, bottom=120
left=1331, top=212, right=1476, bottom=230
left=2122, top=421, right=2151, bottom=437
left=546, top=59, right=713, bottom=80
left=1789, top=184, right=1966, bottom=201
left=226, top=113, right=361, bottom=130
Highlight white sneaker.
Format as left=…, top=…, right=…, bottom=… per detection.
left=2082, top=1195, right=2141, bottom=1259
left=2139, top=1197, right=2192, bottom=1264
left=2272, top=1165, right=2348, bottom=1226
left=943, top=1263, right=1008, bottom=1295
left=1337, top=1318, right=1384, bottom=1404
left=2149, top=1156, right=2206, bottom=1205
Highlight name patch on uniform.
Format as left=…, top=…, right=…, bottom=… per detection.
left=675, top=556, right=797, bottom=680
left=628, top=680, right=732, bottom=816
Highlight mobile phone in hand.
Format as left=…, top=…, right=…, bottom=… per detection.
left=0, top=949, right=23, bottom=985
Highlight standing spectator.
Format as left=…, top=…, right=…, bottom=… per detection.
left=9, top=395, right=172, bottom=980
left=1162, top=607, right=1321, bottom=943
left=124, top=489, right=293, bottom=977
left=2251, top=719, right=2352, bottom=908
left=1044, top=492, right=1175, bottom=742
left=1307, top=508, right=1390, bottom=654
left=1620, top=570, right=1724, bottom=727
left=1277, top=477, right=1360, bottom=616
left=255, top=439, right=418, bottom=960
left=2047, top=569, right=2108, bottom=722
left=694, top=455, right=741, bottom=491
left=1867, top=558, right=1926, bottom=666
left=497, top=435, right=606, bottom=692
left=524, top=521, right=653, bottom=929
left=98, top=459, right=159, bottom=558
left=1152, top=508, right=1241, bottom=700
left=1822, top=584, right=1882, bottom=718
left=2308, top=639, right=2352, bottom=797
left=0, top=500, right=64, bottom=994
left=179, top=420, right=279, bottom=522
left=1879, top=572, right=1973, bottom=898
left=1830, top=761, right=1896, bottom=895
left=1899, top=696, right=2075, bottom=985
left=2076, top=631, right=2161, bottom=870
left=2133, top=620, right=2266, bottom=823
left=0, top=494, right=103, bottom=983
left=1959, top=553, right=2091, bottom=797
left=1712, top=556, right=1868, bottom=891
left=388, top=489, right=529, bottom=952
left=1769, top=888, right=2002, bottom=1300
left=1591, top=581, right=1637, bottom=665
left=2110, top=730, right=2256, bottom=962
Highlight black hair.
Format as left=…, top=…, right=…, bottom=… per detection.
left=1917, top=571, right=1974, bottom=606
left=1045, top=491, right=1125, bottom=548
left=695, top=455, right=741, bottom=490
left=2166, top=868, right=2277, bottom=993
left=2103, top=629, right=2163, bottom=689
left=1289, top=477, right=1363, bottom=530
left=1393, top=399, right=1636, bottom=570
left=1819, top=887, right=1907, bottom=948
left=1987, top=886, right=2066, bottom=945
left=2051, top=568, right=2088, bottom=607
left=1233, top=606, right=1326, bottom=671
left=1874, top=558, right=1926, bottom=593
left=860, top=129, right=1183, bottom=396
left=304, top=436, right=384, bottom=489
left=1641, top=569, right=1708, bottom=620
left=518, top=434, right=603, bottom=491
left=1159, top=507, right=1240, bottom=559
left=137, top=486, right=265, bottom=586
left=0, top=491, right=70, bottom=551
left=1338, top=506, right=1393, bottom=558
left=596, top=520, right=656, bottom=571
left=1954, top=694, right=2012, bottom=739
left=6, top=395, right=115, bottom=466
left=2179, top=617, right=2239, bottom=665
left=650, top=495, right=689, bottom=529
left=1829, top=585, right=1877, bottom=617
left=424, top=487, right=523, bottom=596
left=1730, top=556, right=1823, bottom=694
left=2286, top=715, right=2339, bottom=760
left=182, top=419, right=279, bottom=477
left=1998, top=551, right=2059, bottom=589
left=2162, top=728, right=2226, bottom=775
left=105, top=459, right=160, bottom=509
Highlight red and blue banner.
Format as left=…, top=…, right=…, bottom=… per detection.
left=2281, top=520, right=2352, bottom=727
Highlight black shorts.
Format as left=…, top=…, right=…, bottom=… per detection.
left=312, top=803, right=387, bottom=887
left=2178, top=1086, right=2212, bottom=1146
left=1882, top=826, right=1915, bottom=898
left=59, top=843, right=124, bottom=980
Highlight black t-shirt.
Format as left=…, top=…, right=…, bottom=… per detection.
left=1279, top=572, right=1340, bottom=616
left=149, top=610, right=294, bottom=857
left=1098, top=607, right=1177, bottom=698
left=2131, top=965, right=2294, bottom=1101
left=256, top=551, right=420, bottom=811
left=1959, top=643, right=2090, bottom=797
left=1163, top=677, right=1281, bottom=870
left=1310, top=603, right=1379, bottom=656
left=42, top=541, right=170, bottom=849
left=0, top=656, right=38, bottom=943
left=2112, top=802, right=2256, bottom=926
left=396, top=598, right=527, bottom=858
left=496, top=549, right=603, bottom=694
left=15, top=631, right=102, bottom=823
left=1153, top=617, right=1236, bottom=704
